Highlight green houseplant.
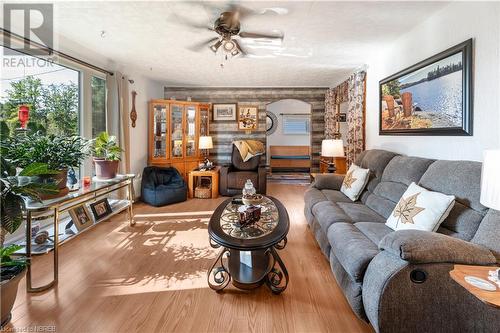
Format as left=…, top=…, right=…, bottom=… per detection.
left=92, top=132, right=123, bottom=179
left=1, top=159, right=59, bottom=326
left=1, top=132, right=89, bottom=196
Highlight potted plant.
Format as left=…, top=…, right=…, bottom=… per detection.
left=92, top=132, right=123, bottom=179
left=1, top=132, right=89, bottom=196
left=1, top=159, right=59, bottom=326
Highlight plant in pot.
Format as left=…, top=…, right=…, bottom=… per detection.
left=92, top=132, right=123, bottom=180
left=1, top=132, right=89, bottom=197
left=1, top=159, right=59, bottom=326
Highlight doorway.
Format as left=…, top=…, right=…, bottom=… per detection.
left=266, top=99, right=312, bottom=185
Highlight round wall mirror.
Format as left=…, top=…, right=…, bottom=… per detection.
left=266, top=111, right=278, bottom=135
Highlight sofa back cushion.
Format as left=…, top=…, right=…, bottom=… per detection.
left=366, top=156, right=435, bottom=219
left=355, top=150, right=399, bottom=204
left=231, top=144, right=260, bottom=171
left=418, top=160, right=487, bottom=240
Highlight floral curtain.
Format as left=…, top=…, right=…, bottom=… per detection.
left=324, top=71, right=366, bottom=165
left=324, top=81, right=349, bottom=138
left=346, top=71, right=366, bottom=166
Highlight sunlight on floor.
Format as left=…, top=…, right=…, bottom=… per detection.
left=134, top=211, right=214, bottom=218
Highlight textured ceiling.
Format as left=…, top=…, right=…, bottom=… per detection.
left=47, top=1, right=448, bottom=87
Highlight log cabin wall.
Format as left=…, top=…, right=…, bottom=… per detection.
left=164, top=87, right=328, bottom=172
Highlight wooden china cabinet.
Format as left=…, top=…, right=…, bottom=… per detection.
left=148, top=99, right=210, bottom=179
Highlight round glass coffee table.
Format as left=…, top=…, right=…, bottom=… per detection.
left=207, top=196, right=289, bottom=294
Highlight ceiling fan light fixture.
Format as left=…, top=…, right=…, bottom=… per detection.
left=210, top=39, right=223, bottom=53
left=223, top=40, right=236, bottom=52
left=230, top=48, right=240, bottom=57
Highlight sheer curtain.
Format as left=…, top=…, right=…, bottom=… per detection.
left=106, top=72, right=131, bottom=174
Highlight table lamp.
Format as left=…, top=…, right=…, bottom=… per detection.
left=199, top=136, right=213, bottom=166
left=321, top=139, right=345, bottom=173
left=480, top=150, right=500, bottom=211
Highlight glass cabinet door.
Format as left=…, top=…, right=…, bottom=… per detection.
left=185, top=105, right=197, bottom=157
left=199, top=105, right=209, bottom=137
left=152, top=103, right=167, bottom=158
left=171, top=104, right=184, bottom=158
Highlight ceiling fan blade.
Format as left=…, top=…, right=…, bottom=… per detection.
left=233, top=39, right=249, bottom=56
left=187, top=37, right=219, bottom=52
left=167, top=14, right=213, bottom=31
left=239, top=31, right=284, bottom=40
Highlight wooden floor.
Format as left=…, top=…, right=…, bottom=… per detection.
left=8, top=183, right=372, bottom=333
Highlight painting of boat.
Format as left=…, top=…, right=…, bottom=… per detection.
left=379, top=39, right=473, bottom=136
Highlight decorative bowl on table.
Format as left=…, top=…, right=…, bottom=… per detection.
left=242, top=194, right=263, bottom=206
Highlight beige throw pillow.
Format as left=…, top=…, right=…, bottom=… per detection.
left=386, top=182, right=455, bottom=232
left=340, top=164, right=370, bottom=201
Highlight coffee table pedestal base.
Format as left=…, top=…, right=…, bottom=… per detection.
left=208, top=243, right=288, bottom=294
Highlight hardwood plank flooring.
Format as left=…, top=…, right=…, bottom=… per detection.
left=6, top=183, right=372, bottom=333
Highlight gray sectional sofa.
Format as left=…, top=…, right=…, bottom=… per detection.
left=304, top=149, right=500, bottom=333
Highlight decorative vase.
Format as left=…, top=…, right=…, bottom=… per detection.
left=0, top=267, right=26, bottom=327
left=94, top=158, right=119, bottom=180
left=39, top=169, right=69, bottom=200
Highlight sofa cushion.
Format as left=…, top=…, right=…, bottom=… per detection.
left=321, top=189, right=352, bottom=204
left=328, top=222, right=380, bottom=282
left=312, top=201, right=351, bottom=233
left=355, top=222, right=393, bottom=245
left=357, top=150, right=399, bottom=200
left=419, top=160, right=487, bottom=240
left=336, top=202, right=386, bottom=223
left=304, top=188, right=329, bottom=213
left=365, top=155, right=434, bottom=219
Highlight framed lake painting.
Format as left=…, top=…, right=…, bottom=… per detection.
left=379, top=39, right=473, bottom=136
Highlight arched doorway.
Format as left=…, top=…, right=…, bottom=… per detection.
left=266, top=99, right=312, bottom=185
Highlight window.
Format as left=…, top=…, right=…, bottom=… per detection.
left=91, top=76, right=106, bottom=137
left=282, top=115, right=310, bottom=135
left=1, top=46, right=80, bottom=137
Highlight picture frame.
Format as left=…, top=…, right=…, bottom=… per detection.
left=338, top=113, right=347, bottom=122
left=379, top=39, right=473, bottom=136
left=69, top=205, right=94, bottom=231
left=238, top=106, right=258, bottom=131
left=89, top=198, right=112, bottom=221
left=213, top=103, right=237, bottom=121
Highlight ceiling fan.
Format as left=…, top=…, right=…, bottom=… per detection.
left=185, top=5, right=285, bottom=58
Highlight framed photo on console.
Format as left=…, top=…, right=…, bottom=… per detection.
left=213, top=103, right=237, bottom=121
left=69, top=205, right=93, bottom=231
left=379, top=39, right=473, bottom=136
left=89, top=198, right=112, bottom=221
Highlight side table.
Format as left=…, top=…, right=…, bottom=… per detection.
left=188, top=166, right=220, bottom=199
left=449, top=264, right=500, bottom=308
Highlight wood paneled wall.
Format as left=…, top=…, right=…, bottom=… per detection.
left=164, top=87, right=327, bottom=172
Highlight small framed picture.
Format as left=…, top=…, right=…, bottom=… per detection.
left=238, top=106, right=258, bottom=130
left=89, top=198, right=112, bottom=221
left=69, top=205, right=94, bottom=231
left=213, top=103, right=237, bottom=121
left=338, top=113, right=347, bottom=122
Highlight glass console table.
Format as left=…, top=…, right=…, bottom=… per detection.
left=21, top=175, right=135, bottom=293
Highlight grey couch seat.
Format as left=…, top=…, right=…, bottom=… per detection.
left=304, top=149, right=500, bottom=332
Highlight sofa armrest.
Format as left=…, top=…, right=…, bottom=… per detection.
left=313, top=174, right=345, bottom=190
left=379, top=230, right=497, bottom=265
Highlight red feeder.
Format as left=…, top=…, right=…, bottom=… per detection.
left=18, top=105, right=30, bottom=129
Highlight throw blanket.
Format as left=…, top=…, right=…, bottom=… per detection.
left=233, top=140, right=265, bottom=162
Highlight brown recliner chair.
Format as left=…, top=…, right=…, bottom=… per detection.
left=219, top=145, right=267, bottom=196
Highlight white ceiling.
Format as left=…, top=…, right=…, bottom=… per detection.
left=49, top=1, right=448, bottom=86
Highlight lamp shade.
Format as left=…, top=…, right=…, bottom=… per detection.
left=321, top=139, right=344, bottom=157
left=199, top=136, right=213, bottom=150
left=480, top=150, right=500, bottom=210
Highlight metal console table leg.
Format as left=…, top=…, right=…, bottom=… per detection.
left=128, top=181, right=135, bottom=226
left=26, top=208, right=59, bottom=293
